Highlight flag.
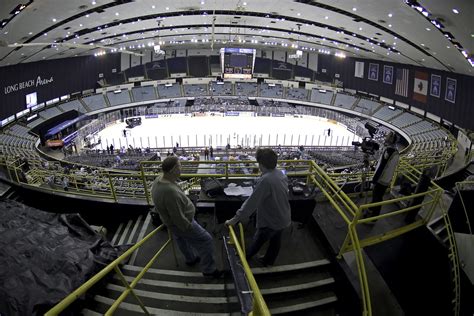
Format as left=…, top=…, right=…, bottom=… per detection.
left=413, top=71, right=428, bottom=103
left=354, top=61, right=364, bottom=78
left=395, top=68, right=409, bottom=97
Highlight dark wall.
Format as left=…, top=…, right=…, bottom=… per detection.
left=0, top=54, right=120, bottom=120
left=318, top=54, right=474, bottom=130
left=3, top=53, right=472, bottom=130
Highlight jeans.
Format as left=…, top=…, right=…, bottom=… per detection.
left=169, top=219, right=217, bottom=274
left=247, top=227, right=283, bottom=265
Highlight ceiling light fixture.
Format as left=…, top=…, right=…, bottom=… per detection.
left=388, top=13, right=393, bottom=17
left=452, top=9, right=459, bottom=14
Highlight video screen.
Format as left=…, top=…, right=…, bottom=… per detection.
left=26, top=92, right=38, bottom=109
left=220, top=48, right=256, bottom=79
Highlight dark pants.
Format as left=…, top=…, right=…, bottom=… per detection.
left=246, top=227, right=283, bottom=265
left=169, top=220, right=217, bottom=274
left=368, top=182, right=388, bottom=217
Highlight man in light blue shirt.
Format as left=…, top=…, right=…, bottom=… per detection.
left=225, top=148, right=291, bottom=266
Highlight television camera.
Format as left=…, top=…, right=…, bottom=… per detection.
left=352, top=122, right=380, bottom=154
left=352, top=137, right=380, bottom=154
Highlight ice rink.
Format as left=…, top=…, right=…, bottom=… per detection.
left=92, top=114, right=361, bottom=150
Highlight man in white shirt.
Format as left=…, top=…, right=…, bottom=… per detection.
left=225, top=148, right=291, bottom=266
left=364, top=131, right=399, bottom=222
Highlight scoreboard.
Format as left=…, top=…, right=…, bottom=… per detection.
left=220, top=48, right=256, bottom=79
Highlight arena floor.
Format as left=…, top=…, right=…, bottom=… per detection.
left=92, top=114, right=361, bottom=150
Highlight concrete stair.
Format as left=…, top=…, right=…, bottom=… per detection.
left=82, top=215, right=339, bottom=315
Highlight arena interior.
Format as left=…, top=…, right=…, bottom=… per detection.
left=0, top=1, right=473, bottom=315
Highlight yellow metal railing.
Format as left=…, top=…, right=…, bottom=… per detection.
left=455, top=181, right=474, bottom=235
left=228, top=223, right=271, bottom=316
left=308, top=161, right=372, bottom=316
left=438, top=197, right=461, bottom=316
left=1, top=157, right=462, bottom=316
left=45, top=224, right=176, bottom=315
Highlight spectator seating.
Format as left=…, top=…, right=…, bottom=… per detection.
left=106, top=90, right=132, bottom=106
left=390, top=112, right=422, bottom=128
left=157, top=84, right=182, bottom=98
left=310, top=89, right=334, bottom=105
left=39, top=107, right=62, bottom=120
left=353, top=98, right=381, bottom=115
left=235, top=82, right=258, bottom=97
left=183, top=84, right=209, bottom=97
left=286, top=88, right=308, bottom=101
left=334, top=93, right=358, bottom=109
left=260, top=83, right=284, bottom=98
left=131, top=86, right=157, bottom=102
left=81, top=94, right=108, bottom=112
left=59, top=100, right=88, bottom=114
left=373, top=106, right=402, bottom=121
left=210, top=82, right=233, bottom=96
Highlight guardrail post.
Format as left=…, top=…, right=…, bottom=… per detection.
left=112, top=266, right=150, bottom=315
left=140, top=163, right=151, bottom=205
left=107, top=173, right=117, bottom=202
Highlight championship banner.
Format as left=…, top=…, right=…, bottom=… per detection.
left=413, top=71, right=428, bottom=103
left=368, top=63, right=379, bottom=81
left=445, top=78, right=457, bottom=103
left=354, top=61, right=364, bottom=78
left=430, top=74, right=441, bottom=98
left=383, top=65, right=393, bottom=84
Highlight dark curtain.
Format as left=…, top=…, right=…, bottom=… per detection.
left=0, top=54, right=120, bottom=119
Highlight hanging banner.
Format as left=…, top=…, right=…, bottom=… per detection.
left=430, top=74, right=441, bottom=98
left=383, top=65, right=393, bottom=84
left=445, top=78, right=456, bottom=104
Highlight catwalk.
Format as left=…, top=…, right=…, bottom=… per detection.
left=92, top=113, right=361, bottom=150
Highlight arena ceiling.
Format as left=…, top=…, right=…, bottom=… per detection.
left=0, top=0, right=473, bottom=75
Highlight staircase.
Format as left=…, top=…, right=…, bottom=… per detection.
left=253, top=259, right=337, bottom=315
left=81, top=215, right=340, bottom=315
left=84, top=266, right=239, bottom=315
left=428, top=215, right=449, bottom=245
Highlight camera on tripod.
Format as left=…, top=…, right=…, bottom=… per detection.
left=352, top=137, right=380, bottom=154
left=351, top=122, right=380, bottom=154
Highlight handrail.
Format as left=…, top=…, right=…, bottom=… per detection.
left=308, top=171, right=371, bottom=315
left=228, top=224, right=271, bottom=316
left=437, top=195, right=461, bottom=316
left=454, top=181, right=473, bottom=235
left=45, top=224, right=173, bottom=315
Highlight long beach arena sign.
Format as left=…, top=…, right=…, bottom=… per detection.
left=4, top=76, right=54, bottom=95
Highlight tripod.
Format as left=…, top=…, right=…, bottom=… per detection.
left=359, top=152, right=372, bottom=204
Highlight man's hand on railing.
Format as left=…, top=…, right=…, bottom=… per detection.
left=225, top=216, right=239, bottom=226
